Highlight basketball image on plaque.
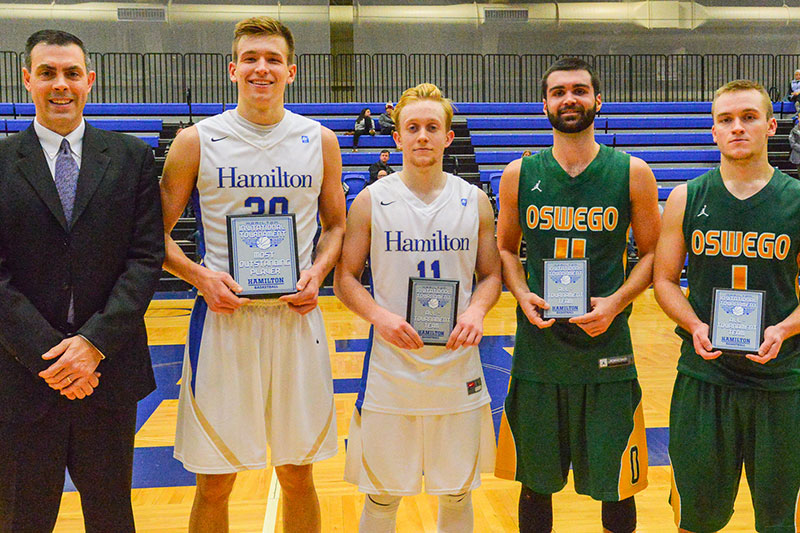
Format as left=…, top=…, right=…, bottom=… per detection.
left=542, top=258, right=590, bottom=320
left=709, top=288, right=765, bottom=354
left=226, top=213, right=300, bottom=298
left=406, top=277, right=460, bottom=346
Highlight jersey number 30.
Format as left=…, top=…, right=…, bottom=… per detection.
left=245, top=196, right=288, bottom=215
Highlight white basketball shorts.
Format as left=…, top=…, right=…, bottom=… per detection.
left=174, top=297, right=338, bottom=473
left=344, top=404, right=495, bottom=495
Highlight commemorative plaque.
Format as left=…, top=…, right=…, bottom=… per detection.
left=406, top=277, right=460, bottom=346
left=226, top=213, right=300, bottom=298
left=542, top=258, right=590, bottom=320
left=709, top=288, right=765, bottom=354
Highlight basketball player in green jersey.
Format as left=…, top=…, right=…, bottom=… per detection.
left=655, top=80, right=800, bottom=533
left=495, top=57, right=661, bottom=533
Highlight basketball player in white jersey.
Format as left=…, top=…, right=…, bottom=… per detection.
left=334, top=83, right=502, bottom=532
left=159, top=17, right=345, bottom=532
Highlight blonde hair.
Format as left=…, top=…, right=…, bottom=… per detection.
left=392, top=83, right=454, bottom=130
left=712, top=79, right=773, bottom=120
left=232, top=17, right=295, bottom=63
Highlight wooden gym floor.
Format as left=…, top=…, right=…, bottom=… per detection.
left=51, top=289, right=759, bottom=532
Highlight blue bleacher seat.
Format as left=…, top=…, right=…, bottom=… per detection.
left=284, top=103, right=387, bottom=116
left=599, top=102, right=712, bottom=114
left=614, top=132, right=714, bottom=146
left=472, top=133, right=613, bottom=147
left=316, top=118, right=357, bottom=131
left=606, top=117, right=713, bottom=130
left=0, top=104, right=13, bottom=116
left=343, top=173, right=368, bottom=197
left=338, top=135, right=394, bottom=149
left=489, top=172, right=502, bottom=211
left=139, top=136, right=159, bottom=148
left=658, top=187, right=674, bottom=201
left=628, top=149, right=720, bottom=163
left=652, top=168, right=710, bottom=181
left=6, top=118, right=163, bottom=133
left=343, top=152, right=402, bottom=166
left=467, top=117, right=608, bottom=131
left=14, top=102, right=223, bottom=116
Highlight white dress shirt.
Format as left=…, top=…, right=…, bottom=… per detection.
left=33, top=118, right=85, bottom=179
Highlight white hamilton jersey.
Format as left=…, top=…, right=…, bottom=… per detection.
left=193, top=109, right=323, bottom=276
left=359, top=173, right=491, bottom=415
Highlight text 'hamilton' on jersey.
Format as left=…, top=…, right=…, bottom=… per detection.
left=216, top=166, right=313, bottom=189
left=384, top=230, right=471, bottom=252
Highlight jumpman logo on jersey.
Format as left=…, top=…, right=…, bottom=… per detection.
left=531, top=180, right=543, bottom=192
left=697, top=205, right=709, bottom=217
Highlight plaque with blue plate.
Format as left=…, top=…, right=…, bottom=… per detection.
left=406, top=277, right=460, bottom=346
left=709, top=288, right=765, bottom=354
left=542, top=258, right=590, bottom=320
left=226, top=213, right=300, bottom=298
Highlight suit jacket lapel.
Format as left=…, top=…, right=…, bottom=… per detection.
left=72, top=123, right=110, bottom=225
left=16, top=124, right=69, bottom=231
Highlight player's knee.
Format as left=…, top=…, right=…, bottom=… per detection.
left=275, top=464, right=315, bottom=495
left=601, top=497, right=636, bottom=533
left=195, top=473, right=237, bottom=503
left=438, top=491, right=471, bottom=509
left=364, top=494, right=401, bottom=515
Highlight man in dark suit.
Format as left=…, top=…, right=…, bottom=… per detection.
left=0, top=30, right=164, bottom=532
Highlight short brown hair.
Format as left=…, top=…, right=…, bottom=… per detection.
left=232, top=17, right=295, bottom=64
left=712, top=79, right=773, bottom=120
left=541, top=57, right=600, bottom=99
left=25, top=29, right=89, bottom=70
left=392, top=83, right=454, bottom=130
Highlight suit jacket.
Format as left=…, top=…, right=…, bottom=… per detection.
left=368, top=161, right=395, bottom=183
left=0, top=123, right=164, bottom=422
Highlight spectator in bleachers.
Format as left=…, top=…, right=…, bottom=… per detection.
left=352, top=107, right=375, bottom=152
left=522, top=149, right=532, bottom=157
left=378, top=101, right=395, bottom=134
left=376, top=169, right=388, bottom=180
left=789, top=115, right=800, bottom=177
left=789, top=70, right=800, bottom=111
left=368, top=149, right=395, bottom=182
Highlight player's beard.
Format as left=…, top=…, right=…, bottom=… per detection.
left=547, top=103, right=597, bottom=134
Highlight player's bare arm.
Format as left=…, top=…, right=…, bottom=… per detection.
left=446, top=190, right=502, bottom=350
left=160, top=125, right=250, bottom=314
left=334, top=190, right=423, bottom=350
left=280, top=126, right=345, bottom=314
left=570, top=156, right=661, bottom=337
left=654, top=184, right=721, bottom=360
left=496, top=158, right=554, bottom=329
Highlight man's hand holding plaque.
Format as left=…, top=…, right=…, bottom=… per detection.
left=709, top=288, right=766, bottom=356
left=406, top=277, right=460, bottom=346
left=541, top=258, right=590, bottom=320
left=227, top=213, right=301, bottom=298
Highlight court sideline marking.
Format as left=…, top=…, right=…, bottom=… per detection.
left=263, top=467, right=280, bottom=532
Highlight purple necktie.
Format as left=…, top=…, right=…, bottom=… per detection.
left=55, top=138, right=78, bottom=323
left=54, top=138, right=78, bottom=225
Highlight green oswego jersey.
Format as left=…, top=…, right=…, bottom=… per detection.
left=514, top=145, right=636, bottom=384
left=679, top=168, right=800, bottom=390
